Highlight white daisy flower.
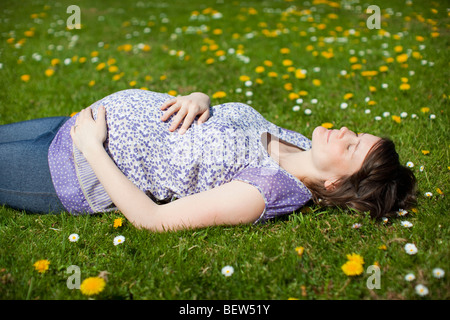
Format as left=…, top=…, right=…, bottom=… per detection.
left=68, top=233, right=79, bottom=242
left=406, top=161, right=414, bottom=168
left=296, top=98, right=303, bottom=104
left=340, top=102, right=348, bottom=109
left=352, top=223, right=362, bottom=229
left=382, top=111, right=390, bottom=117
left=401, top=221, right=413, bottom=228
left=221, top=266, right=234, bottom=277
left=365, top=109, right=371, bottom=114
left=432, top=268, right=445, bottom=279
left=304, top=109, right=312, bottom=115
left=292, top=105, right=300, bottom=112
left=397, top=209, right=408, bottom=216
left=113, top=235, right=126, bottom=246
left=404, top=243, right=418, bottom=255
left=424, top=192, right=433, bottom=197
left=404, top=273, right=415, bottom=281
left=419, top=166, right=424, bottom=172
left=415, top=284, right=429, bottom=296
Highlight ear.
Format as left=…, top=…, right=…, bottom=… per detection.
left=324, top=178, right=338, bottom=191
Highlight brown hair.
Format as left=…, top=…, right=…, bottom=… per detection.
left=304, top=138, right=417, bottom=219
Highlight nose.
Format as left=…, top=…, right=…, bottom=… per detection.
left=337, top=127, right=349, bottom=139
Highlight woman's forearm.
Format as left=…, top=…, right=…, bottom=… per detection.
left=82, top=144, right=159, bottom=229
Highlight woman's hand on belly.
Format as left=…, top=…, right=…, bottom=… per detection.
left=160, top=92, right=211, bottom=135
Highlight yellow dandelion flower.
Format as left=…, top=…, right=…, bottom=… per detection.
left=295, top=69, right=306, bottom=79
left=346, top=253, right=365, bottom=265
left=212, top=91, right=227, bottom=99
left=213, top=29, right=223, bottom=35
left=255, top=66, right=265, bottom=73
left=108, top=65, right=119, bottom=73
left=113, top=217, right=124, bottom=228
left=80, top=277, right=106, bottom=296
left=129, top=80, right=136, bottom=87
left=394, top=45, right=403, bottom=53
left=436, top=188, right=443, bottom=195
left=431, top=32, right=439, bottom=38
left=282, top=59, right=293, bottom=66
left=123, top=44, right=133, bottom=52
left=256, top=78, right=264, bottom=84
left=421, top=150, right=430, bottom=155
left=284, top=83, right=293, bottom=91
left=415, top=35, right=425, bottom=42
left=167, top=90, right=177, bottom=96
left=160, top=75, right=167, bottom=81
left=396, top=53, right=408, bottom=63
left=268, top=72, right=278, bottom=78
left=205, top=58, right=215, bottom=64
left=21, top=74, right=30, bottom=82
left=78, top=57, right=87, bottom=63
left=298, top=90, right=308, bottom=96
left=379, top=65, right=388, bottom=72
left=321, top=122, right=333, bottom=129
left=96, top=62, right=106, bottom=71
left=399, top=83, right=410, bottom=91
left=349, top=56, right=358, bottom=63
left=45, top=69, right=54, bottom=77
left=70, top=112, right=78, bottom=117
left=378, top=245, right=387, bottom=250
left=369, top=86, right=376, bottom=92
left=295, top=246, right=304, bottom=257
left=112, top=74, right=121, bottom=81
left=88, top=80, right=95, bottom=87
left=141, top=44, right=151, bottom=52
left=392, top=115, right=401, bottom=123
left=107, top=58, right=116, bottom=66
left=51, top=58, right=60, bottom=66
left=341, top=260, right=364, bottom=276
left=33, top=259, right=50, bottom=273
left=24, top=30, right=35, bottom=37
left=312, top=79, right=321, bottom=86
left=288, top=92, right=299, bottom=100
left=280, top=48, right=290, bottom=54
left=239, top=75, right=250, bottom=82
left=351, top=64, right=362, bottom=70
left=344, top=93, right=354, bottom=100
left=263, top=60, right=273, bottom=67
left=420, top=107, right=430, bottom=113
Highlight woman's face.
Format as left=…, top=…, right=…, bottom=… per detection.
left=311, top=126, right=381, bottom=182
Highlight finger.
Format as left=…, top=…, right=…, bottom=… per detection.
left=179, top=113, right=196, bottom=135
left=169, top=107, right=188, bottom=131
left=162, top=102, right=181, bottom=122
left=97, top=105, right=107, bottom=126
left=197, top=110, right=210, bottom=124
left=160, top=98, right=176, bottom=110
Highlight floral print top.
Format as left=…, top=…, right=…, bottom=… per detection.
left=48, top=89, right=312, bottom=223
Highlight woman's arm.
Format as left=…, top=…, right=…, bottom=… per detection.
left=70, top=105, right=265, bottom=231
left=160, top=92, right=211, bottom=135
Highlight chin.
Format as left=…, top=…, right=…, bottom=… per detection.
left=312, top=126, right=326, bottom=141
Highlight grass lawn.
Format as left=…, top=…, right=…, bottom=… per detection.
left=0, top=0, right=448, bottom=301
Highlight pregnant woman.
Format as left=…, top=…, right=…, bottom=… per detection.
left=0, top=89, right=416, bottom=231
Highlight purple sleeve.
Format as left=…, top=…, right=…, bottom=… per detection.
left=232, top=166, right=312, bottom=224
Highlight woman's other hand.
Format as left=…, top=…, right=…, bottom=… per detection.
left=160, top=92, right=210, bottom=135
left=70, top=106, right=107, bottom=156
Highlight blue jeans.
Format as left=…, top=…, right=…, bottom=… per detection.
left=0, top=117, right=69, bottom=213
